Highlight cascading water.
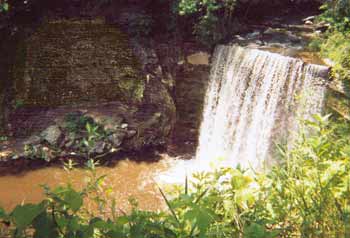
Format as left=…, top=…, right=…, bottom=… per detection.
left=196, top=45, right=329, bottom=169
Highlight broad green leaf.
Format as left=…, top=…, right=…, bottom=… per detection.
left=68, top=216, right=80, bottom=231
left=90, top=217, right=113, bottom=230
left=184, top=205, right=214, bottom=236
left=63, top=189, right=83, bottom=212
left=33, top=212, right=59, bottom=238
left=0, top=207, right=7, bottom=219
left=116, top=216, right=129, bottom=225
left=56, top=216, right=68, bottom=229
left=11, top=203, right=46, bottom=229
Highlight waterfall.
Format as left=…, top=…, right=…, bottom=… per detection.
left=196, top=45, right=329, bottom=169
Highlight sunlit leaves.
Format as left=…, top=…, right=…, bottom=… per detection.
left=0, top=2, right=9, bottom=12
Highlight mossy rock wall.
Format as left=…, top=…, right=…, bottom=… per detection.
left=0, top=31, right=16, bottom=132
left=13, top=19, right=145, bottom=107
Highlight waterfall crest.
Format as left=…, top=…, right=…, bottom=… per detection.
left=196, top=45, right=329, bottom=169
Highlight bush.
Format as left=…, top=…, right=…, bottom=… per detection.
left=319, top=0, right=350, bottom=32
left=314, top=1, right=350, bottom=82
left=176, top=0, right=238, bottom=47
left=0, top=1, right=9, bottom=13
left=319, top=31, right=350, bottom=81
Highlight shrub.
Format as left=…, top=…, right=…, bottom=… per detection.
left=314, top=0, right=350, bottom=82
left=319, top=31, right=350, bottom=81
left=319, top=0, right=350, bottom=32
left=176, top=0, right=238, bottom=47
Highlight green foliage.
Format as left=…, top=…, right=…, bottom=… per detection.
left=63, top=113, right=96, bottom=134
left=82, top=122, right=104, bottom=160
left=1, top=115, right=350, bottom=237
left=267, top=114, right=350, bottom=236
left=313, top=1, right=350, bottom=83
left=176, top=0, right=237, bottom=46
left=319, top=31, right=350, bottom=81
left=319, top=0, right=350, bottom=32
left=0, top=1, right=9, bottom=13
left=62, top=113, right=110, bottom=160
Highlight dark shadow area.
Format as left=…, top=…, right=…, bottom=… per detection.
left=0, top=145, right=164, bottom=176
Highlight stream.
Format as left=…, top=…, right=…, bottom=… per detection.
left=0, top=156, right=176, bottom=212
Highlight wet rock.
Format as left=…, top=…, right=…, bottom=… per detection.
left=91, top=141, right=106, bottom=154
left=315, top=22, right=330, bottom=32
left=255, top=40, right=264, bottom=45
left=64, top=133, right=77, bottom=149
left=126, top=130, right=137, bottom=138
left=41, top=146, right=54, bottom=162
left=187, top=52, right=210, bottom=65
left=40, top=125, right=62, bottom=146
left=11, top=154, right=19, bottom=160
left=234, top=35, right=246, bottom=41
left=246, top=31, right=261, bottom=39
left=303, top=16, right=315, bottom=23
left=108, top=131, right=126, bottom=147
left=305, top=20, right=313, bottom=25
left=23, top=135, right=41, bottom=145
left=132, top=43, right=159, bottom=68
left=96, top=116, right=123, bottom=133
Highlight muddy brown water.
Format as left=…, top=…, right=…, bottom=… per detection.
left=0, top=156, right=178, bottom=213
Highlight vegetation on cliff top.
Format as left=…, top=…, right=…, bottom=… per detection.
left=314, top=0, right=350, bottom=83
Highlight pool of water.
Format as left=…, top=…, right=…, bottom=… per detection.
left=0, top=156, right=178, bottom=213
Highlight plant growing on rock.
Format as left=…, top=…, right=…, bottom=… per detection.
left=313, top=0, right=350, bottom=85
left=176, top=0, right=238, bottom=46
left=61, top=113, right=112, bottom=160
left=82, top=122, right=104, bottom=160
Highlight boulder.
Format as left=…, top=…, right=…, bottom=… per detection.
left=40, top=125, right=62, bottom=146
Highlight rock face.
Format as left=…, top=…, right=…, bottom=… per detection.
left=154, top=44, right=211, bottom=155
left=172, top=60, right=209, bottom=154
left=13, top=19, right=145, bottom=106
left=0, top=18, right=175, bottom=161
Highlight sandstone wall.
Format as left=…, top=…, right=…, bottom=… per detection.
left=13, top=19, right=145, bottom=107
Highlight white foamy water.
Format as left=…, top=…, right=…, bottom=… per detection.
left=195, top=45, right=329, bottom=169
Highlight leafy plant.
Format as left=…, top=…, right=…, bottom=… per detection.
left=63, top=113, right=95, bottom=134
left=319, top=0, right=350, bottom=32
left=82, top=122, right=103, bottom=160
left=176, top=0, right=238, bottom=46
left=0, top=1, right=9, bottom=13
left=312, top=1, right=350, bottom=84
